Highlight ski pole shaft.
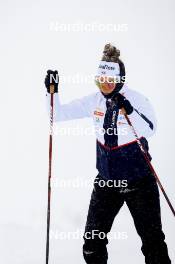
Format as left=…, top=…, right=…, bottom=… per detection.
left=124, top=111, right=175, bottom=217
left=46, top=86, right=54, bottom=264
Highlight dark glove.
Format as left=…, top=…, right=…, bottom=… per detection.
left=115, top=93, right=133, bottom=115
left=45, top=70, right=59, bottom=93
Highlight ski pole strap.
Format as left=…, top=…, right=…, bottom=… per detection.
left=134, top=108, right=154, bottom=130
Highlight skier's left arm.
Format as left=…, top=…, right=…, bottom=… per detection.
left=126, top=91, right=157, bottom=138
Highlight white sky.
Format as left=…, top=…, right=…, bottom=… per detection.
left=0, top=0, right=175, bottom=263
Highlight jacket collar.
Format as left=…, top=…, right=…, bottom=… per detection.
left=101, top=85, right=127, bottom=100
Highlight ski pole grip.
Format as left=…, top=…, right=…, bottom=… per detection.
left=50, top=84, right=55, bottom=94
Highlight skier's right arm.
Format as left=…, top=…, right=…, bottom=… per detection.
left=45, top=70, right=95, bottom=121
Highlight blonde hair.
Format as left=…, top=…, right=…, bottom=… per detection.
left=102, top=43, right=121, bottom=63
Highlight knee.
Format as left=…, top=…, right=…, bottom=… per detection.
left=83, top=231, right=108, bottom=264
left=141, top=229, right=168, bottom=256
left=142, top=228, right=165, bottom=246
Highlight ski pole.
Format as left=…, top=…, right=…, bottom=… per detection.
left=46, top=85, right=54, bottom=264
left=123, top=111, right=175, bottom=217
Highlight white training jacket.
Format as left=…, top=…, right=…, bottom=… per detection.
left=46, top=85, right=156, bottom=147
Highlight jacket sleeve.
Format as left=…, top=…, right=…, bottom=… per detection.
left=127, top=90, right=157, bottom=138
left=46, top=92, right=97, bottom=122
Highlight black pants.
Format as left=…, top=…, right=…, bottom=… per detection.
left=83, top=175, right=171, bottom=264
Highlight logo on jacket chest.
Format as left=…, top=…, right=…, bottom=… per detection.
left=93, top=108, right=127, bottom=125
left=117, top=109, right=127, bottom=125
left=94, top=108, right=104, bottom=123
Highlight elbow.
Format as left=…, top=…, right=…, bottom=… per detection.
left=143, top=126, right=156, bottom=138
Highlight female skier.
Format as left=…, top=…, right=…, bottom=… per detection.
left=45, top=43, right=171, bottom=264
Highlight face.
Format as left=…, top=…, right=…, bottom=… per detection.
left=95, top=76, right=116, bottom=95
